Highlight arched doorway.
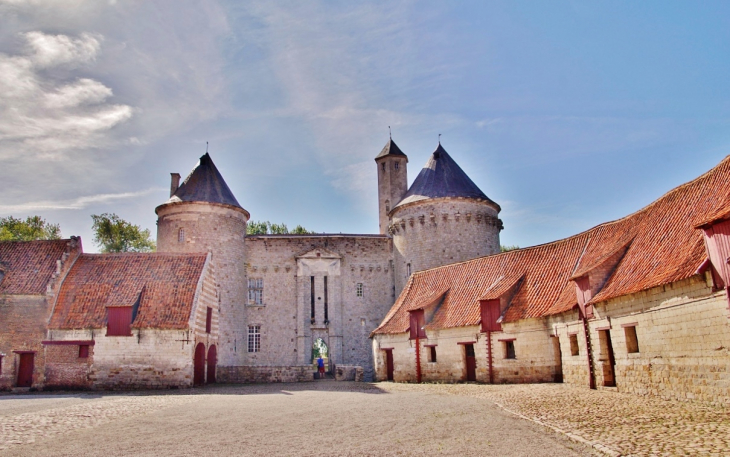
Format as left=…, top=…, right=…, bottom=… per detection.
left=194, top=343, right=206, bottom=386
left=207, top=345, right=217, bottom=384
left=312, top=338, right=329, bottom=379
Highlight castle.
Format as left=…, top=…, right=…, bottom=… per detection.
left=1, top=138, right=502, bottom=387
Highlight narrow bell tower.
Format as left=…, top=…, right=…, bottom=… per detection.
left=375, top=136, right=408, bottom=235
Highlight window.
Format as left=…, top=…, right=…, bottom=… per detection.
left=407, top=263, right=411, bottom=277
left=394, top=161, right=400, bottom=170
left=429, top=346, right=437, bottom=363
left=248, top=278, right=263, bottom=305
left=248, top=325, right=261, bottom=353
left=624, top=325, right=639, bottom=353
left=107, top=307, right=133, bottom=336
left=178, top=228, right=185, bottom=243
left=504, top=340, right=516, bottom=359
left=78, top=345, right=89, bottom=358
left=381, top=163, right=386, bottom=172
left=205, top=307, right=212, bottom=333
left=569, top=334, right=579, bottom=356
left=356, top=283, right=364, bottom=297
left=409, top=310, right=426, bottom=339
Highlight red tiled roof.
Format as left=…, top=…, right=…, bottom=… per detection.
left=49, top=253, right=208, bottom=330
left=0, top=239, right=71, bottom=295
left=373, top=155, right=730, bottom=335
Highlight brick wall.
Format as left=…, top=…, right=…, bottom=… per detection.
left=0, top=295, right=50, bottom=390
left=390, top=198, right=501, bottom=294
left=44, top=343, right=93, bottom=389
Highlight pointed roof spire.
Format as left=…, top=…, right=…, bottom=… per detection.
left=167, top=153, right=243, bottom=209
left=375, top=136, right=408, bottom=161
left=394, top=144, right=500, bottom=211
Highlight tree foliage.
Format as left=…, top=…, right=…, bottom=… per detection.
left=91, top=213, right=156, bottom=253
left=0, top=216, right=61, bottom=241
left=246, top=220, right=313, bottom=235
left=500, top=244, right=520, bottom=253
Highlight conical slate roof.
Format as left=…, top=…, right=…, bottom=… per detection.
left=167, top=153, right=243, bottom=209
left=393, top=144, right=499, bottom=211
left=375, top=138, right=407, bottom=160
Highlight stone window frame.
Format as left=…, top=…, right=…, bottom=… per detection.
left=248, top=325, right=261, bottom=353
left=568, top=332, right=580, bottom=356
left=178, top=227, right=185, bottom=243
left=425, top=344, right=437, bottom=363
left=356, top=282, right=364, bottom=298
left=248, top=278, right=264, bottom=306
left=622, top=323, right=640, bottom=353
left=500, top=338, right=516, bottom=359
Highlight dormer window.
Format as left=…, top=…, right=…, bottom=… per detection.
left=408, top=309, right=426, bottom=340
left=178, top=228, right=185, bottom=243
left=107, top=307, right=133, bottom=336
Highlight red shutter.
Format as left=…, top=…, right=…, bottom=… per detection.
left=409, top=310, right=426, bottom=339
left=206, top=307, right=212, bottom=334
left=78, top=345, right=89, bottom=358
left=107, top=307, right=133, bottom=336
left=480, top=299, right=502, bottom=332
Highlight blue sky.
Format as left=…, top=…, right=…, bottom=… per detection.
left=0, top=1, right=728, bottom=252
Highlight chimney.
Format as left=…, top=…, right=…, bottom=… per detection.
left=170, top=173, right=181, bottom=197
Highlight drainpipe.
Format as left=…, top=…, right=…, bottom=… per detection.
left=415, top=336, right=422, bottom=383
left=581, top=315, right=596, bottom=389
left=486, top=331, right=494, bottom=384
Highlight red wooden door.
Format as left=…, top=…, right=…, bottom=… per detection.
left=194, top=343, right=205, bottom=386
left=385, top=349, right=394, bottom=381
left=465, top=344, right=477, bottom=381
left=207, top=345, right=217, bottom=384
left=17, top=353, right=34, bottom=387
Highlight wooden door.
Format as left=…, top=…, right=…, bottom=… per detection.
left=465, top=344, right=476, bottom=382
left=17, top=353, right=34, bottom=387
left=207, top=345, right=217, bottom=384
left=385, top=349, right=394, bottom=381
left=194, top=343, right=205, bottom=386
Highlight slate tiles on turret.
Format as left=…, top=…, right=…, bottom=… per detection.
left=167, top=153, right=242, bottom=209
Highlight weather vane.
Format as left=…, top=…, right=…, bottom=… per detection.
left=438, top=133, right=441, bottom=144
left=206, top=141, right=209, bottom=153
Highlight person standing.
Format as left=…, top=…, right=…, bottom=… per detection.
left=317, top=356, right=325, bottom=379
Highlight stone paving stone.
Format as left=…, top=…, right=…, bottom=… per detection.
left=378, top=383, right=730, bottom=456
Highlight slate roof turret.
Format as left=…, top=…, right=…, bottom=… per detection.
left=393, top=144, right=499, bottom=211
left=375, top=138, right=408, bottom=161
left=165, top=153, right=243, bottom=209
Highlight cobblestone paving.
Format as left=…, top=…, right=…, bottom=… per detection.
left=380, top=383, right=730, bottom=456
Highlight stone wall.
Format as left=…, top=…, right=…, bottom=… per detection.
left=390, top=198, right=501, bottom=294
left=0, top=295, right=50, bottom=390
left=217, top=365, right=313, bottom=383
left=334, top=365, right=364, bottom=381
left=242, top=235, right=394, bottom=381
left=44, top=343, right=93, bottom=389
left=376, top=154, right=408, bottom=235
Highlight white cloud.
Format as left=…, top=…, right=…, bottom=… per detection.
left=25, top=31, right=100, bottom=67
left=0, top=188, right=163, bottom=213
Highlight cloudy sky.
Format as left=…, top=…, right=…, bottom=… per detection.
left=1, top=0, right=729, bottom=252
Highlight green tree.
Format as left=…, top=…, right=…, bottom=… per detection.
left=91, top=213, right=156, bottom=253
left=246, top=220, right=313, bottom=235
left=500, top=244, right=520, bottom=253
left=0, top=216, right=61, bottom=241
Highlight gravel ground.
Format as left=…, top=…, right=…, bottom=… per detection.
left=0, top=381, right=594, bottom=457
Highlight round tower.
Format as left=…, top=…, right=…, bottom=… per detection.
left=390, top=143, right=502, bottom=293
left=155, top=153, right=249, bottom=367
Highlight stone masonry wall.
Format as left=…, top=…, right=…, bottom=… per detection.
left=0, top=295, right=50, bottom=390
left=44, top=344, right=93, bottom=389
left=376, top=155, right=408, bottom=235
left=390, top=198, right=501, bottom=294
left=217, top=365, right=312, bottom=383
left=243, top=235, right=394, bottom=382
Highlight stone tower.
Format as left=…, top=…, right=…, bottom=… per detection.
left=155, top=153, right=249, bottom=367
left=389, top=143, right=502, bottom=293
left=375, top=138, right=409, bottom=235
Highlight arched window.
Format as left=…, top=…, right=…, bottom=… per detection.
left=178, top=228, right=185, bottom=243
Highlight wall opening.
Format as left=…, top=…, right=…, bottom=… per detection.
left=569, top=334, right=579, bottom=356
left=624, top=325, right=639, bottom=353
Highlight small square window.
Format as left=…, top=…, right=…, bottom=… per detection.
left=248, top=325, right=261, bottom=353
left=429, top=346, right=437, bottom=363
left=78, top=345, right=89, bottom=358
left=625, top=326, right=639, bottom=353
left=504, top=340, right=516, bottom=359
left=569, top=334, right=579, bottom=356
left=356, top=283, right=363, bottom=297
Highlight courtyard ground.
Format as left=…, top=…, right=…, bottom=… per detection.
left=0, top=382, right=726, bottom=456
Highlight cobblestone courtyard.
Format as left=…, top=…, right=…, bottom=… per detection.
left=0, top=382, right=727, bottom=456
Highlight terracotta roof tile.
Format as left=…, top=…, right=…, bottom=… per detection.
left=49, top=253, right=208, bottom=330
left=374, top=155, right=730, bottom=335
left=0, top=239, right=71, bottom=295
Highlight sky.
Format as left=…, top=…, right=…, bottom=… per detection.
left=1, top=0, right=729, bottom=252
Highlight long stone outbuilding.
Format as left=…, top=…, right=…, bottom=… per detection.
left=372, top=155, right=730, bottom=404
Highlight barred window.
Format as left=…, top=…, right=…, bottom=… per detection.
left=248, top=278, right=263, bottom=305
left=248, top=325, right=261, bottom=353
left=356, top=283, right=364, bottom=298
left=178, top=228, right=185, bottom=243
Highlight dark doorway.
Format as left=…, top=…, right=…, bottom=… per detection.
left=599, top=330, right=616, bottom=387
left=385, top=349, right=394, bottom=381
left=464, top=344, right=476, bottom=382
left=207, top=345, right=217, bottom=384
left=552, top=336, right=563, bottom=383
left=194, top=343, right=205, bottom=386
left=16, top=353, right=34, bottom=387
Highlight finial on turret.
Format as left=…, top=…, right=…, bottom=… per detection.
left=389, top=126, right=391, bottom=139
left=438, top=133, right=441, bottom=145
left=206, top=141, right=209, bottom=153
